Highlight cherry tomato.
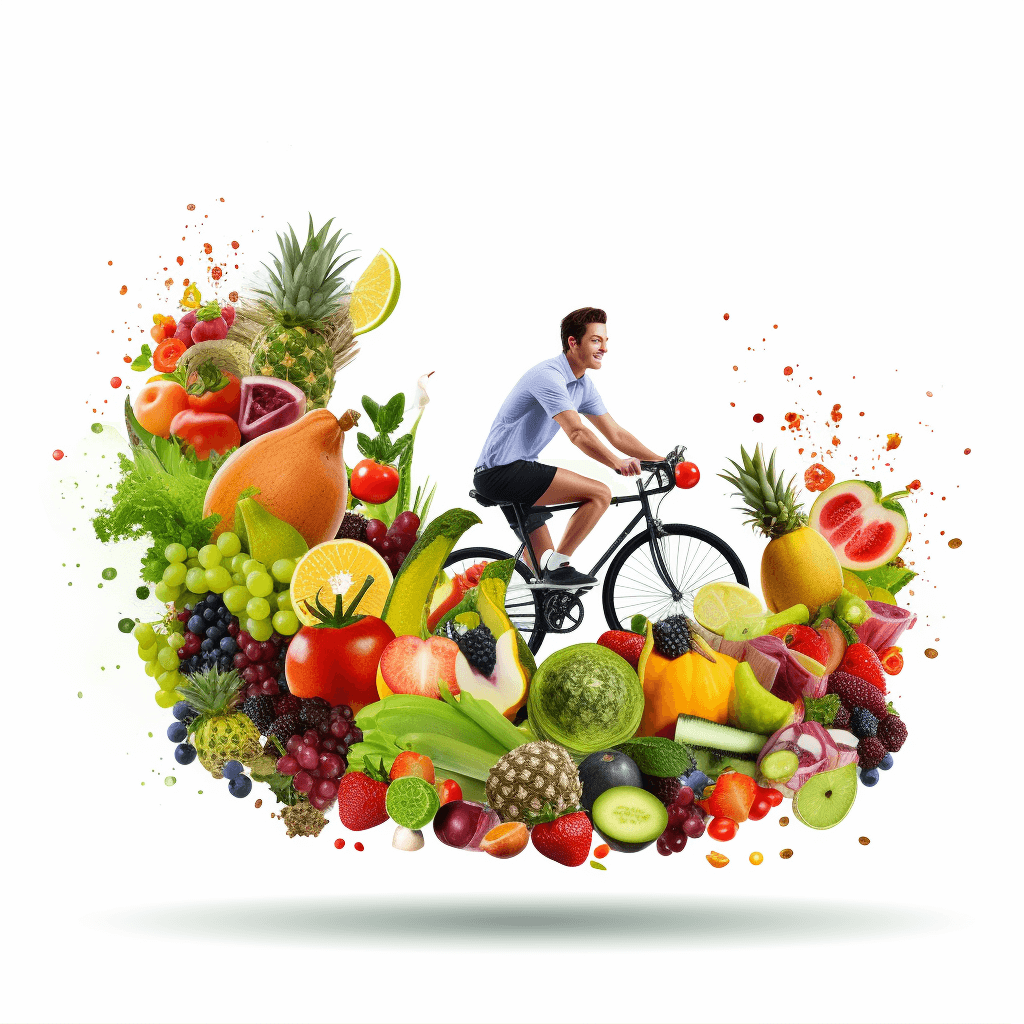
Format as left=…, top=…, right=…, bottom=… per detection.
left=760, top=786, right=784, bottom=807
left=153, top=338, right=188, bottom=373
left=350, top=459, right=400, bottom=504
left=149, top=316, right=177, bottom=343
left=708, top=815, right=739, bottom=841
left=134, top=380, right=190, bottom=438
left=879, top=646, right=904, bottom=675
left=187, top=371, right=241, bottom=419
left=675, top=461, right=701, bottom=489
left=169, top=409, right=240, bottom=460
left=434, top=779, right=463, bottom=806
left=285, top=611, right=395, bottom=713
left=747, top=795, right=774, bottom=821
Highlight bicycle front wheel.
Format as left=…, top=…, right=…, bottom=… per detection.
left=602, top=524, right=749, bottom=632
left=443, top=547, right=546, bottom=655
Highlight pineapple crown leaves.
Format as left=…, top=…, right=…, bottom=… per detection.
left=719, top=443, right=807, bottom=539
left=356, top=392, right=412, bottom=465
left=176, top=666, right=246, bottom=728
left=303, top=576, right=378, bottom=630
left=254, top=215, right=359, bottom=325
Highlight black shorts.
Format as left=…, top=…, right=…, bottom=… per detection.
left=473, top=460, right=557, bottom=534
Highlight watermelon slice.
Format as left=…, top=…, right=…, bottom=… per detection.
left=808, top=480, right=909, bottom=571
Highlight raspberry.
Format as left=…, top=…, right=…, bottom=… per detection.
left=857, top=736, right=887, bottom=771
left=849, top=707, right=878, bottom=739
left=832, top=704, right=851, bottom=730
left=828, top=671, right=887, bottom=718
left=877, top=714, right=908, bottom=752
left=642, top=774, right=682, bottom=807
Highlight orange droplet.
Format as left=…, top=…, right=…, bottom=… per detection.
left=211, top=266, right=223, bottom=280
left=203, top=243, right=213, bottom=255
left=231, top=240, right=239, bottom=249
left=783, top=366, right=793, bottom=375
left=964, top=448, right=971, bottom=455
left=886, top=433, right=901, bottom=451
left=186, top=203, right=196, bottom=211
left=228, top=291, right=239, bottom=302
left=594, top=844, right=610, bottom=859
left=107, top=260, right=113, bottom=266
left=925, top=648, right=938, bottom=659
left=803, top=463, right=835, bottom=492
left=832, top=435, right=841, bottom=446
left=176, top=256, right=184, bottom=266
left=110, top=377, right=122, bottom=388
left=119, top=285, right=127, bottom=295
left=52, top=449, right=64, bottom=460
left=334, top=838, right=345, bottom=849
left=948, top=537, right=962, bottom=549
left=723, top=313, right=730, bottom=320
left=706, top=852, right=730, bottom=868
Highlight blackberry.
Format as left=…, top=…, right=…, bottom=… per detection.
left=299, top=699, right=330, bottom=734
left=857, top=736, right=887, bottom=771
left=337, top=512, right=368, bottom=542
left=267, top=711, right=304, bottom=746
left=642, top=774, right=682, bottom=807
left=849, top=707, right=879, bottom=739
left=241, top=695, right=276, bottom=735
left=652, top=615, right=694, bottom=660
left=457, top=626, right=497, bottom=676
left=832, top=703, right=851, bottom=731
left=877, top=713, right=908, bottom=752
left=273, top=693, right=301, bottom=717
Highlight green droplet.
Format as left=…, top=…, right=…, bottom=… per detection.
left=97, top=583, right=103, bottom=588
left=198, top=790, right=203, bottom=794
left=102, top=567, right=117, bottom=580
left=136, top=586, right=150, bottom=600
left=68, top=582, right=72, bottom=587
left=76, top=563, right=80, bottom=568
left=91, top=423, right=103, bottom=434
left=164, top=776, right=177, bottom=787
left=77, top=691, right=83, bottom=698
left=148, top=732, right=153, bottom=737
left=117, top=617, right=134, bottom=633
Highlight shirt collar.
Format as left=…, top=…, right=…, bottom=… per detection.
left=557, top=352, right=583, bottom=383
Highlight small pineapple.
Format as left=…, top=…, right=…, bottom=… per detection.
left=485, top=741, right=582, bottom=823
left=245, top=216, right=360, bottom=411
left=176, top=667, right=263, bottom=779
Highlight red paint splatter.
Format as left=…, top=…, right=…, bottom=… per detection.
left=211, top=267, right=223, bottom=280
left=354, top=842, right=364, bottom=852
left=784, top=412, right=802, bottom=430
left=773, top=324, right=778, bottom=329
left=123, top=355, right=131, bottom=363
left=753, top=413, right=764, bottom=423
left=783, top=366, right=793, bottom=375
left=52, top=450, right=64, bottom=461
left=832, top=435, right=841, bottom=446
left=964, top=448, right=971, bottom=454
left=187, top=203, right=196, bottom=211
left=107, top=260, right=113, bottom=266
left=176, top=256, right=184, bottom=266
left=110, top=377, right=122, bottom=388
left=231, top=240, right=239, bottom=249
left=334, top=838, right=345, bottom=849
left=908, top=479, right=921, bottom=490
left=203, top=243, right=213, bottom=255
left=228, top=290, right=239, bottom=302
left=804, top=463, right=835, bottom=491
left=886, top=433, right=901, bottom=450
left=831, top=404, right=842, bottom=423
left=723, top=313, right=730, bottom=320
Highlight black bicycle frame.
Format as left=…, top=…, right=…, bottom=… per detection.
left=508, top=466, right=683, bottom=601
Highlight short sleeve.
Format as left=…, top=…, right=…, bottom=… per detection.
left=533, top=366, right=574, bottom=419
left=578, top=376, right=607, bottom=416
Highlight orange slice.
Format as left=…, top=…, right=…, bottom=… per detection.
left=290, top=539, right=393, bottom=626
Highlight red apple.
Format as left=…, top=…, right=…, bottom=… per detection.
left=816, top=619, right=847, bottom=674
left=769, top=623, right=830, bottom=666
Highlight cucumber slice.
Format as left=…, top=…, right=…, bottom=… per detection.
left=591, top=786, right=668, bottom=853
left=674, top=714, right=768, bottom=756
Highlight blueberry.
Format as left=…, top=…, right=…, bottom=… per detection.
left=219, top=637, right=238, bottom=655
left=200, top=638, right=216, bottom=652
left=175, top=743, right=197, bottom=765
left=172, top=700, right=194, bottom=722
left=218, top=656, right=232, bottom=671
left=228, top=775, right=252, bottom=798
left=206, top=626, right=224, bottom=641
left=167, top=721, right=188, bottom=743
left=202, top=607, right=217, bottom=622
left=860, top=768, right=880, bottom=787
left=222, top=760, right=244, bottom=780
left=187, top=615, right=205, bottom=634
left=205, top=594, right=221, bottom=607
left=277, top=674, right=290, bottom=694
left=878, top=752, right=894, bottom=771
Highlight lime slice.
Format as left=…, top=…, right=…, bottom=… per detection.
left=385, top=776, right=440, bottom=830
left=693, top=582, right=764, bottom=635
left=349, top=249, right=401, bottom=336
left=792, top=763, right=858, bottom=829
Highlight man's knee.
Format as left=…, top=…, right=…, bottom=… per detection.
left=589, top=482, right=612, bottom=510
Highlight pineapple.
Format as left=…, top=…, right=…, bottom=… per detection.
left=176, top=667, right=263, bottom=779
left=485, top=741, right=582, bottom=823
left=719, top=444, right=843, bottom=614
left=245, top=217, right=360, bottom=410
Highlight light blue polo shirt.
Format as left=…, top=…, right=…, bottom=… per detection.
left=475, top=353, right=607, bottom=469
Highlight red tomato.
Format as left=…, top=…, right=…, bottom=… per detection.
left=187, top=371, right=241, bottom=419
left=134, top=381, right=190, bottom=438
left=350, top=459, right=400, bottom=504
left=675, top=461, right=700, bottom=489
left=285, top=615, right=395, bottom=711
left=153, top=338, right=188, bottom=373
left=169, top=409, right=240, bottom=460
left=746, top=795, right=774, bottom=821
left=708, top=815, right=739, bottom=841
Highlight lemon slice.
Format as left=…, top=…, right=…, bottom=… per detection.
left=692, top=582, right=764, bottom=635
left=290, top=539, right=393, bottom=626
left=349, top=249, right=401, bottom=336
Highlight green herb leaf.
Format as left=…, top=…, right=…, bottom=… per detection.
left=851, top=564, right=917, bottom=597
left=803, top=693, right=841, bottom=726
left=615, top=737, right=696, bottom=777
left=131, top=344, right=153, bottom=371
left=360, top=395, right=381, bottom=428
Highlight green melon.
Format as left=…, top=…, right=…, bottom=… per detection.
left=526, top=643, right=644, bottom=762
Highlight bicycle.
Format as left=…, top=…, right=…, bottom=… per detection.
left=445, top=446, right=749, bottom=654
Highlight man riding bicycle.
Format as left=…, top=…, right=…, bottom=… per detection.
left=473, top=307, right=665, bottom=590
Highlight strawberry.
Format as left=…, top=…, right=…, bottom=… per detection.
left=596, top=630, right=646, bottom=670
left=390, top=751, right=435, bottom=784
left=838, top=642, right=887, bottom=692
left=878, top=646, right=904, bottom=675
left=337, top=761, right=390, bottom=831
left=708, top=771, right=759, bottom=823
left=530, top=810, right=592, bottom=867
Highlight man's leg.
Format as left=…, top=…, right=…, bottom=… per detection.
left=522, top=524, right=553, bottom=575
left=535, top=468, right=612, bottom=558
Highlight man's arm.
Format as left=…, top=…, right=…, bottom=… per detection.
left=553, top=410, right=638, bottom=473
left=586, top=412, right=664, bottom=462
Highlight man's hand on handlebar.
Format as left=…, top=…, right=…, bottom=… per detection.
left=616, top=457, right=643, bottom=477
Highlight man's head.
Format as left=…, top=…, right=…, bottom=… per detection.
left=560, top=307, right=608, bottom=370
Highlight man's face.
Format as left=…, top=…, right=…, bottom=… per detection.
left=569, top=323, right=608, bottom=369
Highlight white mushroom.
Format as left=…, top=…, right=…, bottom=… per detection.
left=392, top=826, right=424, bottom=852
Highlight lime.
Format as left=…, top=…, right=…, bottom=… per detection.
left=349, top=249, right=401, bottom=336
left=385, top=776, right=440, bottom=830
left=693, top=582, right=764, bottom=634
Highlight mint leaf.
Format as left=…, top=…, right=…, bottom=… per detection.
left=615, top=737, right=696, bottom=777
left=851, top=564, right=917, bottom=597
left=131, top=343, right=153, bottom=371
left=803, top=693, right=841, bottom=726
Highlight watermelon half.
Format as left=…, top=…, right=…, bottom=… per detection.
left=808, top=480, right=909, bottom=571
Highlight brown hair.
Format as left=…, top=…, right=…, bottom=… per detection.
left=560, top=307, right=606, bottom=353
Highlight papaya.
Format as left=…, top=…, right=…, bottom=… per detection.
left=203, top=409, right=359, bottom=547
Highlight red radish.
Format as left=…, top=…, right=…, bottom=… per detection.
left=191, top=300, right=229, bottom=343
left=174, top=309, right=198, bottom=345
left=221, top=304, right=236, bottom=329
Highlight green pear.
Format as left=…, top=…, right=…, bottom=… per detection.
left=728, top=662, right=799, bottom=734
left=236, top=496, right=308, bottom=566
left=723, top=604, right=810, bottom=642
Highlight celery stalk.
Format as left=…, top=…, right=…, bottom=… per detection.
left=374, top=708, right=506, bottom=757
left=439, top=684, right=526, bottom=752
left=393, top=732, right=502, bottom=780
left=435, top=769, right=486, bottom=804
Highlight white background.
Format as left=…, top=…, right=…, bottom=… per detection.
left=7, top=2, right=1022, bottom=1023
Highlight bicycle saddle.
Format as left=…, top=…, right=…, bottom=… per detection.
left=468, top=489, right=503, bottom=507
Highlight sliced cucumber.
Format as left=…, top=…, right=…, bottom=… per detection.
left=692, top=749, right=759, bottom=781
left=674, top=714, right=768, bottom=756
left=591, top=786, right=668, bottom=853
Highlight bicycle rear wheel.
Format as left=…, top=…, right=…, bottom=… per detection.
left=602, top=524, right=749, bottom=632
left=443, top=547, right=547, bottom=655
